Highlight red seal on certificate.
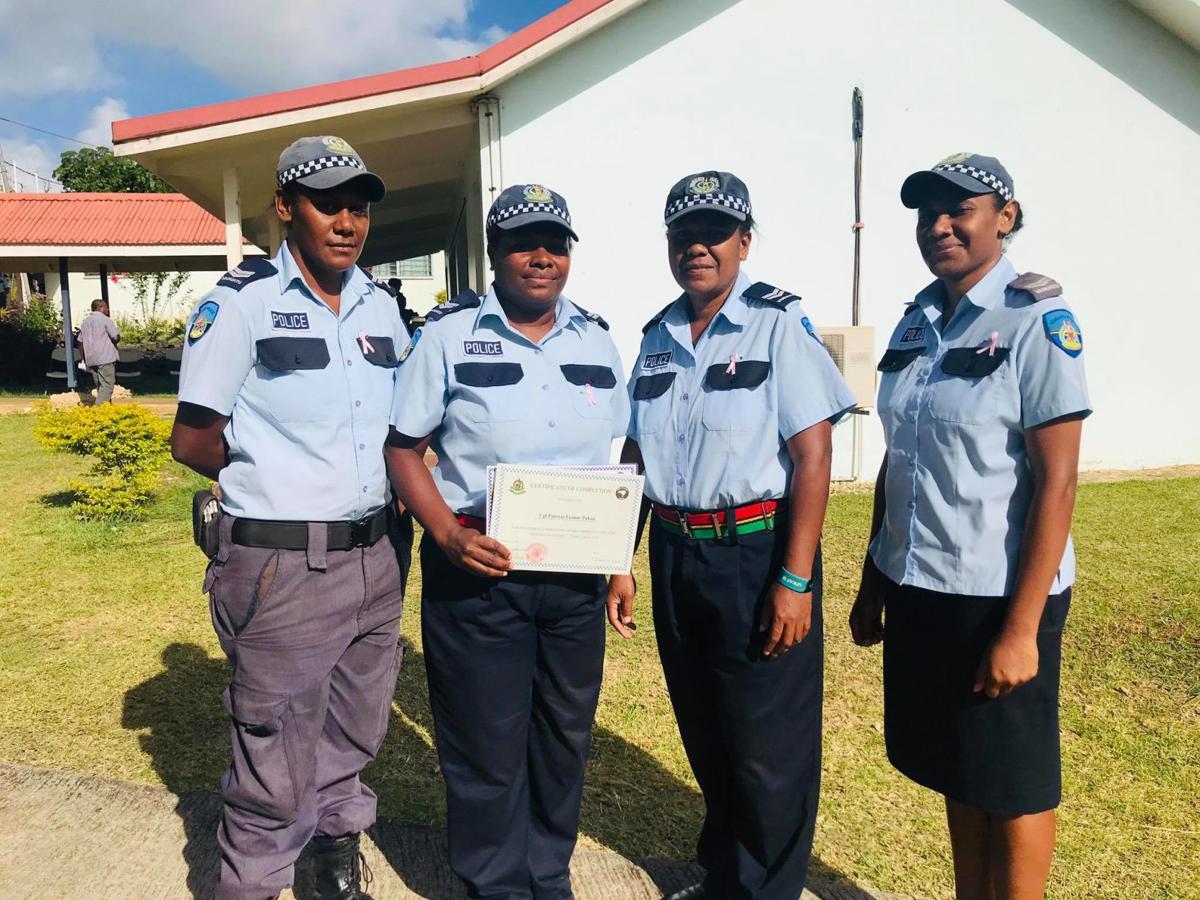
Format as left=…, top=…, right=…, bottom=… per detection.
left=526, top=543, right=548, bottom=563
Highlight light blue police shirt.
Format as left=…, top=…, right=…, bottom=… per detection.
left=390, top=286, right=630, bottom=517
left=869, top=255, right=1091, bottom=596
left=178, top=241, right=409, bottom=521
left=629, top=271, right=857, bottom=510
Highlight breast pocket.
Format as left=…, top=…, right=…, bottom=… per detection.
left=876, top=346, right=926, bottom=422
left=255, top=337, right=332, bottom=423
left=360, top=336, right=398, bottom=368
left=631, top=371, right=675, bottom=436
left=927, top=347, right=1010, bottom=425
left=700, top=360, right=769, bottom=431
left=454, top=362, right=527, bottom=423
left=560, top=364, right=618, bottom=419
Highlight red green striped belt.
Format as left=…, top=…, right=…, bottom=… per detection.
left=457, top=514, right=486, bottom=532
left=652, top=499, right=781, bottom=540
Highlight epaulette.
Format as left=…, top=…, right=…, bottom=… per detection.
left=424, top=289, right=481, bottom=323
left=744, top=281, right=801, bottom=308
left=216, top=257, right=277, bottom=292
left=571, top=302, right=609, bottom=331
left=642, top=299, right=676, bottom=334
left=1008, top=272, right=1062, bottom=301
left=372, top=277, right=398, bottom=298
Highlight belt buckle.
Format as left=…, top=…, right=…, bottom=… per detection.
left=675, top=510, right=693, bottom=539
left=761, top=500, right=775, bottom=531
left=349, top=515, right=372, bottom=547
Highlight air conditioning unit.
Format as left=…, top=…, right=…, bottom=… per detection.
left=820, top=325, right=876, bottom=410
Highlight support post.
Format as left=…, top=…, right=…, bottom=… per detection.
left=99, top=263, right=110, bottom=306
left=222, top=167, right=244, bottom=270
left=60, top=257, right=77, bottom=391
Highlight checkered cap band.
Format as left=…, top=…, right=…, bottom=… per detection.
left=665, top=192, right=752, bottom=220
left=277, top=154, right=365, bottom=188
left=933, top=163, right=1013, bottom=201
left=487, top=201, right=572, bottom=228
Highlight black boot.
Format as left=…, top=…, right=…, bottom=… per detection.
left=311, top=833, right=374, bottom=900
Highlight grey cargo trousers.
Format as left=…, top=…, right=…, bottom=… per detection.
left=205, top=515, right=407, bottom=900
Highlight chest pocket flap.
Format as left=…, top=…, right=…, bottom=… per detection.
left=560, top=364, right=617, bottom=388
left=257, top=337, right=330, bottom=372
left=361, top=335, right=398, bottom=367
left=633, top=371, right=676, bottom=400
left=878, top=347, right=925, bottom=372
left=454, top=362, right=524, bottom=387
left=941, top=347, right=1010, bottom=377
left=704, top=360, right=769, bottom=391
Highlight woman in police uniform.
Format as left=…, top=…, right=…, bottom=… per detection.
left=386, top=184, right=628, bottom=900
left=850, top=154, right=1090, bottom=899
left=607, top=171, right=856, bottom=900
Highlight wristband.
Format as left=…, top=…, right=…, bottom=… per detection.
left=776, top=567, right=812, bottom=594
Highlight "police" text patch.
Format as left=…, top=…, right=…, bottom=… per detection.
left=271, top=311, right=310, bottom=330
left=643, top=351, right=672, bottom=369
left=901, top=326, right=926, bottom=344
left=463, top=340, right=503, bottom=356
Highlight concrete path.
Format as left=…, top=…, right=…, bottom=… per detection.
left=0, top=765, right=915, bottom=900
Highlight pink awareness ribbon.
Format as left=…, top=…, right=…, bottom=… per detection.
left=976, top=331, right=999, bottom=357
left=586, top=383, right=597, bottom=406
left=357, top=330, right=375, bottom=354
left=726, top=352, right=739, bottom=375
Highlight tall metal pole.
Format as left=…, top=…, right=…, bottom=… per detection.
left=60, top=258, right=78, bottom=390
left=851, top=87, right=864, bottom=326
left=99, top=263, right=110, bottom=306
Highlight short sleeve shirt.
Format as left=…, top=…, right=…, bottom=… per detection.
left=869, top=255, right=1092, bottom=596
left=178, top=242, right=409, bottom=521
left=629, top=271, right=857, bottom=510
left=390, top=287, right=630, bottom=516
left=78, top=312, right=119, bottom=367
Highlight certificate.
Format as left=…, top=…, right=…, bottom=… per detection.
left=487, top=464, right=645, bottom=574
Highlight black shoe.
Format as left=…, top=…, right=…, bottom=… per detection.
left=666, top=884, right=707, bottom=900
left=311, top=833, right=374, bottom=900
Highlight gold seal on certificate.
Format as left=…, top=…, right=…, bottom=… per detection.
left=486, top=464, right=645, bottom=574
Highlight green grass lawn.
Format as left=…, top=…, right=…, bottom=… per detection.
left=0, top=412, right=1196, bottom=899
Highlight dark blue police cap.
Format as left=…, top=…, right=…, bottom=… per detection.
left=901, top=153, right=1014, bottom=208
left=664, top=171, right=752, bottom=225
left=486, top=183, right=579, bottom=241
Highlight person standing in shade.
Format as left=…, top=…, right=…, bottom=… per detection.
left=850, top=154, right=1090, bottom=900
left=386, top=184, right=629, bottom=900
left=607, top=171, right=856, bottom=900
left=171, top=135, right=409, bottom=900
left=78, top=298, right=120, bottom=403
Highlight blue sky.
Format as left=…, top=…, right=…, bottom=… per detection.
left=0, top=0, right=564, bottom=190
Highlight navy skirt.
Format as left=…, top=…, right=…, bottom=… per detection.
left=882, top=575, right=1071, bottom=816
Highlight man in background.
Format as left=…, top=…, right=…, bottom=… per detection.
left=78, top=299, right=120, bottom=404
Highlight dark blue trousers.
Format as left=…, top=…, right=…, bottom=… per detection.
left=650, top=520, right=823, bottom=900
left=420, top=534, right=606, bottom=900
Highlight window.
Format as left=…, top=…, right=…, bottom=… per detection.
left=375, top=255, right=433, bottom=280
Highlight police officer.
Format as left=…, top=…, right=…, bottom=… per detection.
left=607, top=171, right=856, bottom=900
left=850, top=154, right=1090, bottom=899
left=171, top=136, right=409, bottom=900
left=386, top=184, right=628, bottom=900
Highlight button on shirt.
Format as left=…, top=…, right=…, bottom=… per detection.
left=629, top=271, right=856, bottom=510
left=390, top=287, right=630, bottom=516
left=78, top=311, right=119, bottom=367
left=869, top=255, right=1091, bottom=596
left=178, top=242, right=409, bottom=521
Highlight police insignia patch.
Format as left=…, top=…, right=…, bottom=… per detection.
left=188, top=301, right=220, bottom=345
left=936, top=152, right=971, bottom=167
left=901, top=326, right=926, bottom=344
left=523, top=184, right=553, bottom=203
left=801, top=316, right=823, bottom=344
left=1042, top=309, right=1083, bottom=358
left=398, top=329, right=422, bottom=363
left=688, top=175, right=721, bottom=195
left=323, top=136, right=353, bottom=154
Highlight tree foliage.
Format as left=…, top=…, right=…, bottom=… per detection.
left=54, top=147, right=173, bottom=194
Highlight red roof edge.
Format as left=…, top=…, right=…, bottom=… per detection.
left=112, top=0, right=616, bottom=145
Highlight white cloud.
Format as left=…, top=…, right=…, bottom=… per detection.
left=0, top=0, right=509, bottom=97
left=0, top=135, right=61, bottom=191
left=75, top=98, right=130, bottom=148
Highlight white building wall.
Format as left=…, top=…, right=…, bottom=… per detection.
left=495, top=0, right=1200, bottom=473
left=46, top=269, right=219, bottom=325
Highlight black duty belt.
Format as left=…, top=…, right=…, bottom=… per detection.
left=231, top=507, right=390, bottom=551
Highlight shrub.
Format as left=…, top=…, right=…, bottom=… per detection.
left=112, top=315, right=188, bottom=347
left=0, top=294, right=62, bottom=382
left=35, top=404, right=172, bottom=519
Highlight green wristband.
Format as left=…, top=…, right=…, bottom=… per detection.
left=777, top=567, right=812, bottom=594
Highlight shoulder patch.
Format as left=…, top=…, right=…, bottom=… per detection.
left=1042, top=308, right=1083, bottom=358
left=398, top=328, right=422, bottom=363
left=571, top=302, right=609, bottom=331
left=187, top=300, right=220, bottom=345
left=642, top=299, right=677, bottom=335
left=216, top=257, right=277, bottom=292
left=1009, top=272, right=1062, bottom=302
left=424, top=289, right=481, bottom=323
left=744, top=281, right=800, bottom=308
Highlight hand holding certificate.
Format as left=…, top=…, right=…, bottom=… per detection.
left=486, top=464, right=644, bottom=574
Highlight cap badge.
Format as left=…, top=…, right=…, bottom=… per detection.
left=323, top=136, right=353, bottom=154
left=935, top=152, right=971, bottom=167
left=688, top=175, right=720, bottom=195
left=523, top=184, right=553, bottom=203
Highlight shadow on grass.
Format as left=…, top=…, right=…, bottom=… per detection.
left=124, top=642, right=874, bottom=900
left=39, top=489, right=78, bottom=509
